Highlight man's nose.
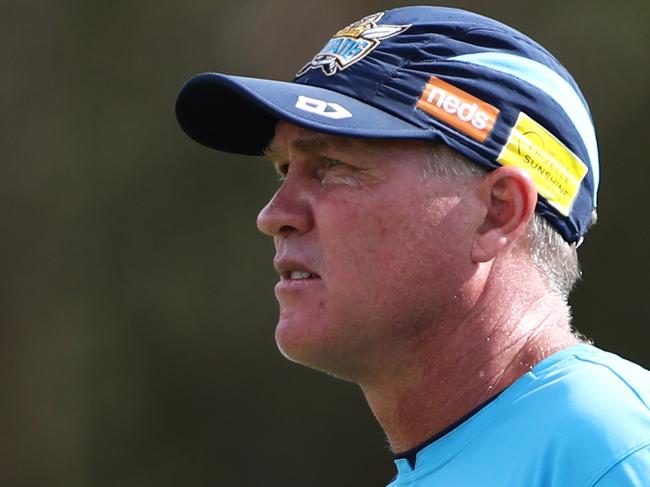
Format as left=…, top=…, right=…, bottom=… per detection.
left=256, top=176, right=314, bottom=237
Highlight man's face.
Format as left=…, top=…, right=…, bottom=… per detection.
left=257, top=122, right=481, bottom=380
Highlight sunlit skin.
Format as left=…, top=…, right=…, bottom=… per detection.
left=257, top=121, right=580, bottom=452
left=258, top=123, right=480, bottom=377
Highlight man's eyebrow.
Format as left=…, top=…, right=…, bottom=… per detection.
left=264, top=133, right=353, bottom=163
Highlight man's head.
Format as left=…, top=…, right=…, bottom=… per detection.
left=175, top=6, right=600, bottom=377
left=256, top=120, right=547, bottom=380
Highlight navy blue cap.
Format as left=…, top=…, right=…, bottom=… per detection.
left=176, top=6, right=599, bottom=243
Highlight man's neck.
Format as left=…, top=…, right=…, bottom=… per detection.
left=358, top=274, right=581, bottom=453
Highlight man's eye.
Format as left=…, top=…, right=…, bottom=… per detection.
left=326, top=158, right=344, bottom=168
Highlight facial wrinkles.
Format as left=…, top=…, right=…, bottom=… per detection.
left=264, top=125, right=501, bottom=383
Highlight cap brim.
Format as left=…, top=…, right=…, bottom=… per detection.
left=175, top=73, right=429, bottom=155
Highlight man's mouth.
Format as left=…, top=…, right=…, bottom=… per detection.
left=282, top=270, right=321, bottom=280
left=290, top=270, right=312, bottom=280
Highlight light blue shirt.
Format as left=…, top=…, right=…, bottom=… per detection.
left=388, top=344, right=650, bottom=486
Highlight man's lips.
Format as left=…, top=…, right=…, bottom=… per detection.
left=274, top=258, right=322, bottom=281
left=283, top=270, right=319, bottom=280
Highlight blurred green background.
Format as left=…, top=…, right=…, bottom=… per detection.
left=2, top=0, right=648, bottom=485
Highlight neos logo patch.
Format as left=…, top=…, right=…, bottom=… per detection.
left=295, top=95, right=352, bottom=119
left=417, top=76, right=500, bottom=142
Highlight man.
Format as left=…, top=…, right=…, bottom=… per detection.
left=175, top=6, right=650, bottom=485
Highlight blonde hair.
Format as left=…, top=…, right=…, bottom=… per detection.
left=424, top=143, right=595, bottom=298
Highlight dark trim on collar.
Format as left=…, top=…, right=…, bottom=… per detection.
left=393, top=392, right=502, bottom=469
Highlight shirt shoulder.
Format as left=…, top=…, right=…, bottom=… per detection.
left=388, top=345, right=650, bottom=487
left=526, top=344, right=650, bottom=434
left=509, top=344, right=650, bottom=484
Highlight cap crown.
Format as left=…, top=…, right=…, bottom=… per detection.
left=292, top=6, right=598, bottom=242
left=175, top=6, right=599, bottom=243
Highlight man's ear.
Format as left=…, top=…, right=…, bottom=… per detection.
left=472, top=166, right=538, bottom=263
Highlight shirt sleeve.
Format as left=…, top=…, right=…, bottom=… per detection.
left=591, top=444, right=650, bottom=486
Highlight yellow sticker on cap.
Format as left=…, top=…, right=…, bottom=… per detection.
left=497, top=112, right=588, bottom=216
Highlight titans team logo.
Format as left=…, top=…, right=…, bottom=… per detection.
left=296, top=12, right=411, bottom=77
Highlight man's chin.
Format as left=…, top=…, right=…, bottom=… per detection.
left=274, top=318, right=361, bottom=382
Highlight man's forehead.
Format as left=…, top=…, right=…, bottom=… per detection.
left=265, top=121, right=429, bottom=162
left=265, top=123, right=355, bottom=159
